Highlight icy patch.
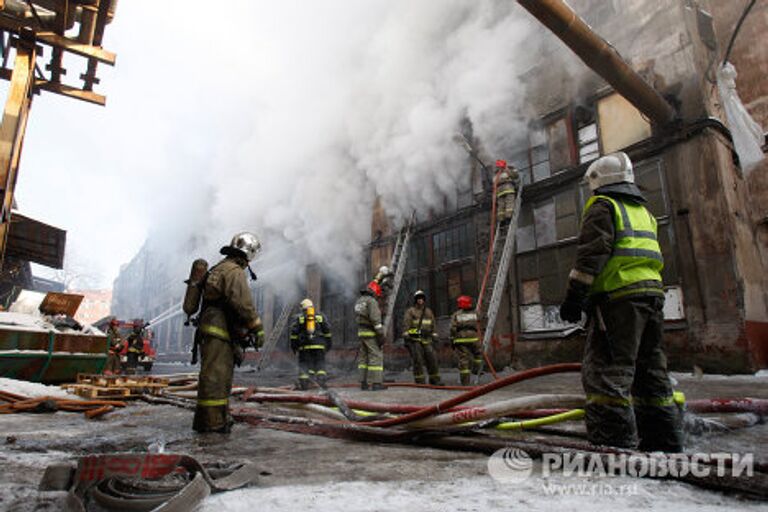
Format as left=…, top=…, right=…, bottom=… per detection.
left=0, top=378, right=78, bottom=400
left=201, top=476, right=763, bottom=512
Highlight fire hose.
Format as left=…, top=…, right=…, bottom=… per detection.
left=39, top=453, right=260, bottom=512
left=356, top=362, right=581, bottom=427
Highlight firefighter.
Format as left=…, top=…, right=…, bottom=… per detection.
left=402, top=290, right=442, bottom=385
left=125, top=320, right=144, bottom=374
left=559, top=152, right=683, bottom=452
left=374, top=265, right=394, bottom=296
left=104, top=318, right=124, bottom=375
left=193, top=232, right=265, bottom=434
left=450, top=295, right=483, bottom=386
left=495, top=159, right=520, bottom=222
left=355, top=280, right=386, bottom=390
left=290, top=298, right=332, bottom=389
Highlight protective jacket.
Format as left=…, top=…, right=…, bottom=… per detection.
left=290, top=311, right=332, bottom=352
left=449, top=308, right=479, bottom=344
left=402, top=305, right=435, bottom=341
left=496, top=167, right=520, bottom=198
left=568, top=194, right=663, bottom=302
left=355, top=292, right=383, bottom=340
left=107, top=326, right=123, bottom=354
left=198, top=256, right=263, bottom=342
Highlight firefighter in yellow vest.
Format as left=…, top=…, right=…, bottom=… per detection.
left=290, top=298, right=332, bottom=389
left=355, top=280, right=386, bottom=390
left=559, top=152, right=683, bottom=452
left=450, top=295, right=483, bottom=386
left=495, top=159, right=520, bottom=222
left=402, top=290, right=442, bottom=385
left=193, top=232, right=264, bottom=434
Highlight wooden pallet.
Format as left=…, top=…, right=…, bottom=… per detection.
left=63, top=384, right=131, bottom=400
left=76, top=374, right=170, bottom=387
left=66, top=374, right=170, bottom=398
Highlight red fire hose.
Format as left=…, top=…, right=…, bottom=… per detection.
left=357, top=363, right=581, bottom=427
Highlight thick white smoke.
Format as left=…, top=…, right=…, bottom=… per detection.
left=147, top=0, right=541, bottom=292
left=23, top=1, right=547, bottom=295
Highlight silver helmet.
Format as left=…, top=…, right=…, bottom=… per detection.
left=226, top=232, right=262, bottom=262
left=584, top=152, right=634, bottom=192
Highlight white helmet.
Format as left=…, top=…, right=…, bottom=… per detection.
left=584, top=152, right=634, bottom=192
left=300, top=298, right=313, bottom=310
left=226, top=232, right=262, bottom=262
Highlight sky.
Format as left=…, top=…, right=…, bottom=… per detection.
left=8, top=0, right=552, bottom=292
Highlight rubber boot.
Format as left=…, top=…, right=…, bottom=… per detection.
left=460, top=373, right=470, bottom=386
left=371, top=383, right=387, bottom=391
left=360, top=382, right=369, bottom=390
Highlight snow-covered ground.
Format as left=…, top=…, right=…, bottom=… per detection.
left=1, top=370, right=766, bottom=510
left=202, top=476, right=767, bottom=512
left=0, top=377, right=79, bottom=399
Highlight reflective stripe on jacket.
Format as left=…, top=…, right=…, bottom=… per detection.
left=450, top=309, right=479, bottom=344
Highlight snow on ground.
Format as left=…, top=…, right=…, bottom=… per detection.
left=0, top=378, right=78, bottom=399
left=201, top=476, right=767, bottom=512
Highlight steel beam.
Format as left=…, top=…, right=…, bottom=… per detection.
left=0, top=38, right=35, bottom=267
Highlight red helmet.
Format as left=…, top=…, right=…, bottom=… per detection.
left=457, top=295, right=473, bottom=310
left=495, top=159, right=507, bottom=168
left=367, top=280, right=382, bottom=298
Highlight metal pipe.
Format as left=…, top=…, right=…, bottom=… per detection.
left=517, top=0, right=676, bottom=126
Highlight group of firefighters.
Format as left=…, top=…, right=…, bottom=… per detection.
left=104, top=319, right=148, bottom=375
left=189, top=152, right=683, bottom=453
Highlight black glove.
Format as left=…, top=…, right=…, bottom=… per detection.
left=233, top=344, right=244, bottom=367
left=559, top=281, right=590, bottom=323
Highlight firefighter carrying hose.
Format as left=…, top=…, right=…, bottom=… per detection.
left=495, top=159, right=520, bottom=222
left=559, top=152, right=683, bottom=452
left=402, top=290, right=442, bottom=385
left=193, top=232, right=265, bottom=434
left=355, top=280, right=386, bottom=390
left=290, top=298, right=332, bottom=389
left=450, top=295, right=483, bottom=386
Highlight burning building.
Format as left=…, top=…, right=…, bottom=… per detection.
left=112, top=0, right=767, bottom=374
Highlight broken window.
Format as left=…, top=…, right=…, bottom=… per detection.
left=516, top=203, right=536, bottom=253
left=555, top=188, right=579, bottom=241
left=597, top=93, right=652, bottom=154
left=432, top=223, right=473, bottom=267
left=547, top=117, right=572, bottom=173
left=578, top=123, right=600, bottom=164
left=517, top=244, right=576, bottom=332
left=533, top=200, right=557, bottom=247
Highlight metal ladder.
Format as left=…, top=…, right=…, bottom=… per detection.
left=382, top=212, right=415, bottom=337
left=476, top=185, right=524, bottom=381
left=256, top=301, right=295, bottom=371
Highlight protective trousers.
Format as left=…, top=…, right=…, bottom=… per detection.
left=455, top=342, right=483, bottom=385
left=358, top=336, right=383, bottom=385
left=582, top=296, right=683, bottom=451
left=298, top=349, right=327, bottom=389
left=406, top=339, right=441, bottom=384
left=193, top=336, right=235, bottom=433
left=104, top=353, right=121, bottom=374
left=497, top=192, right=516, bottom=221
